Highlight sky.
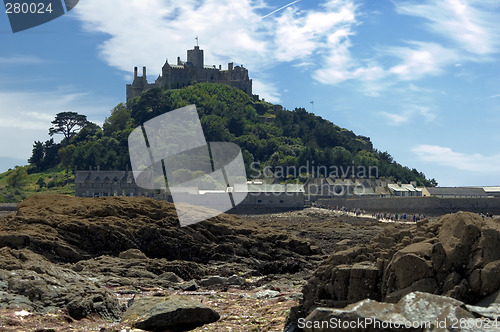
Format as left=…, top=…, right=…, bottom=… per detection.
left=1, top=0, right=500, bottom=186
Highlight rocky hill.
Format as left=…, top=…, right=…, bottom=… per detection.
left=26, top=83, right=435, bottom=187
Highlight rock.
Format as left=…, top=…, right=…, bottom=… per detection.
left=480, top=260, right=500, bottom=296
left=398, top=292, right=473, bottom=324
left=119, top=249, right=148, bottom=260
left=180, top=280, right=199, bottom=291
left=0, top=194, right=317, bottom=271
left=291, top=212, right=500, bottom=327
left=0, top=291, right=34, bottom=310
left=383, top=244, right=435, bottom=301
left=301, top=292, right=476, bottom=332
left=122, top=295, right=219, bottom=331
left=199, top=276, right=226, bottom=287
left=438, top=212, right=483, bottom=272
left=475, top=289, right=500, bottom=307
left=346, top=262, right=379, bottom=303
left=466, top=303, right=500, bottom=321
left=71, top=255, right=204, bottom=286
left=226, top=274, right=245, bottom=286
left=244, top=289, right=280, bottom=299
left=156, top=271, right=184, bottom=283
left=336, top=239, right=351, bottom=246
left=0, top=247, right=121, bottom=320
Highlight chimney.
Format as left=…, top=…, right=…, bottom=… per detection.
left=134, top=67, right=138, bottom=78
left=143, top=66, right=147, bottom=79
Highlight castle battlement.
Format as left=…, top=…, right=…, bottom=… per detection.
left=126, top=45, right=252, bottom=101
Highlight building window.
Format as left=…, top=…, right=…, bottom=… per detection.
left=257, top=199, right=262, bottom=203
left=280, top=200, right=284, bottom=204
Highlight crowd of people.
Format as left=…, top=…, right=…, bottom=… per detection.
left=371, top=212, right=425, bottom=222
left=311, top=202, right=498, bottom=221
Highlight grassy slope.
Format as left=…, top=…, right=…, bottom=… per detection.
left=0, top=166, right=74, bottom=203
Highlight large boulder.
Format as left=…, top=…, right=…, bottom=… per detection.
left=122, top=295, right=220, bottom=331
left=300, top=292, right=482, bottom=332
left=289, top=212, right=500, bottom=328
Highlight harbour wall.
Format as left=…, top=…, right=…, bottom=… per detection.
left=316, top=197, right=500, bottom=216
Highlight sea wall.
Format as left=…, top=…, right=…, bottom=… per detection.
left=316, top=197, right=500, bottom=216
left=0, top=203, right=17, bottom=211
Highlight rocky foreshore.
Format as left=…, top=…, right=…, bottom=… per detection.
left=1, top=195, right=499, bottom=331
left=286, top=211, right=500, bottom=331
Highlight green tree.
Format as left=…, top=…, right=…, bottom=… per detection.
left=331, top=146, right=352, bottom=167
left=71, top=122, right=102, bottom=145
left=28, top=141, right=44, bottom=170
left=6, top=167, right=28, bottom=188
left=103, top=103, right=132, bottom=136
left=27, top=139, right=60, bottom=172
left=58, top=144, right=76, bottom=170
left=43, top=139, right=60, bottom=169
left=201, top=115, right=231, bottom=141
left=49, top=111, right=89, bottom=140
left=36, top=177, right=45, bottom=189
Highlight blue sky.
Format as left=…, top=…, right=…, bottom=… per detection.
left=1, top=0, right=500, bottom=186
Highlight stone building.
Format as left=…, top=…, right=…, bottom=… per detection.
left=75, top=169, right=156, bottom=198
left=75, top=170, right=305, bottom=210
left=233, top=182, right=305, bottom=209
left=422, top=187, right=488, bottom=198
left=303, top=177, right=421, bottom=198
left=126, top=45, right=252, bottom=100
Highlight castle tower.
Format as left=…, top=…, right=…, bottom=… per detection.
left=126, top=45, right=252, bottom=101
left=187, top=46, right=204, bottom=69
left=126, top=66, right=154, bottom=101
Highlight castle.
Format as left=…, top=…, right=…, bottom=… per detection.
left=126, top=45, right=253, bottom=100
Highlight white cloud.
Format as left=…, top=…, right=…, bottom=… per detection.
left=251, top=79, right=280, bottom=104
left=385, top=42, right=460, bottom=80
left=315, top=0, right=500, bottom=91
left=412, top=144, right=500, bottom=173
left=0, top=55, right=44, bottom=65
left=380, top=104, right=436, bottom=126
left=72, top=0, right=500, bottom=100
left=73, top=0, right=360, bottom=101
left=75, top=0, right=275, bottom=80
left=395, top=0, right=500, bottom=56
left=380, top=111, right=410, bottom=125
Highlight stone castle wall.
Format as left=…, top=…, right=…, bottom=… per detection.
left=126, top=46, right=252, bottom=100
